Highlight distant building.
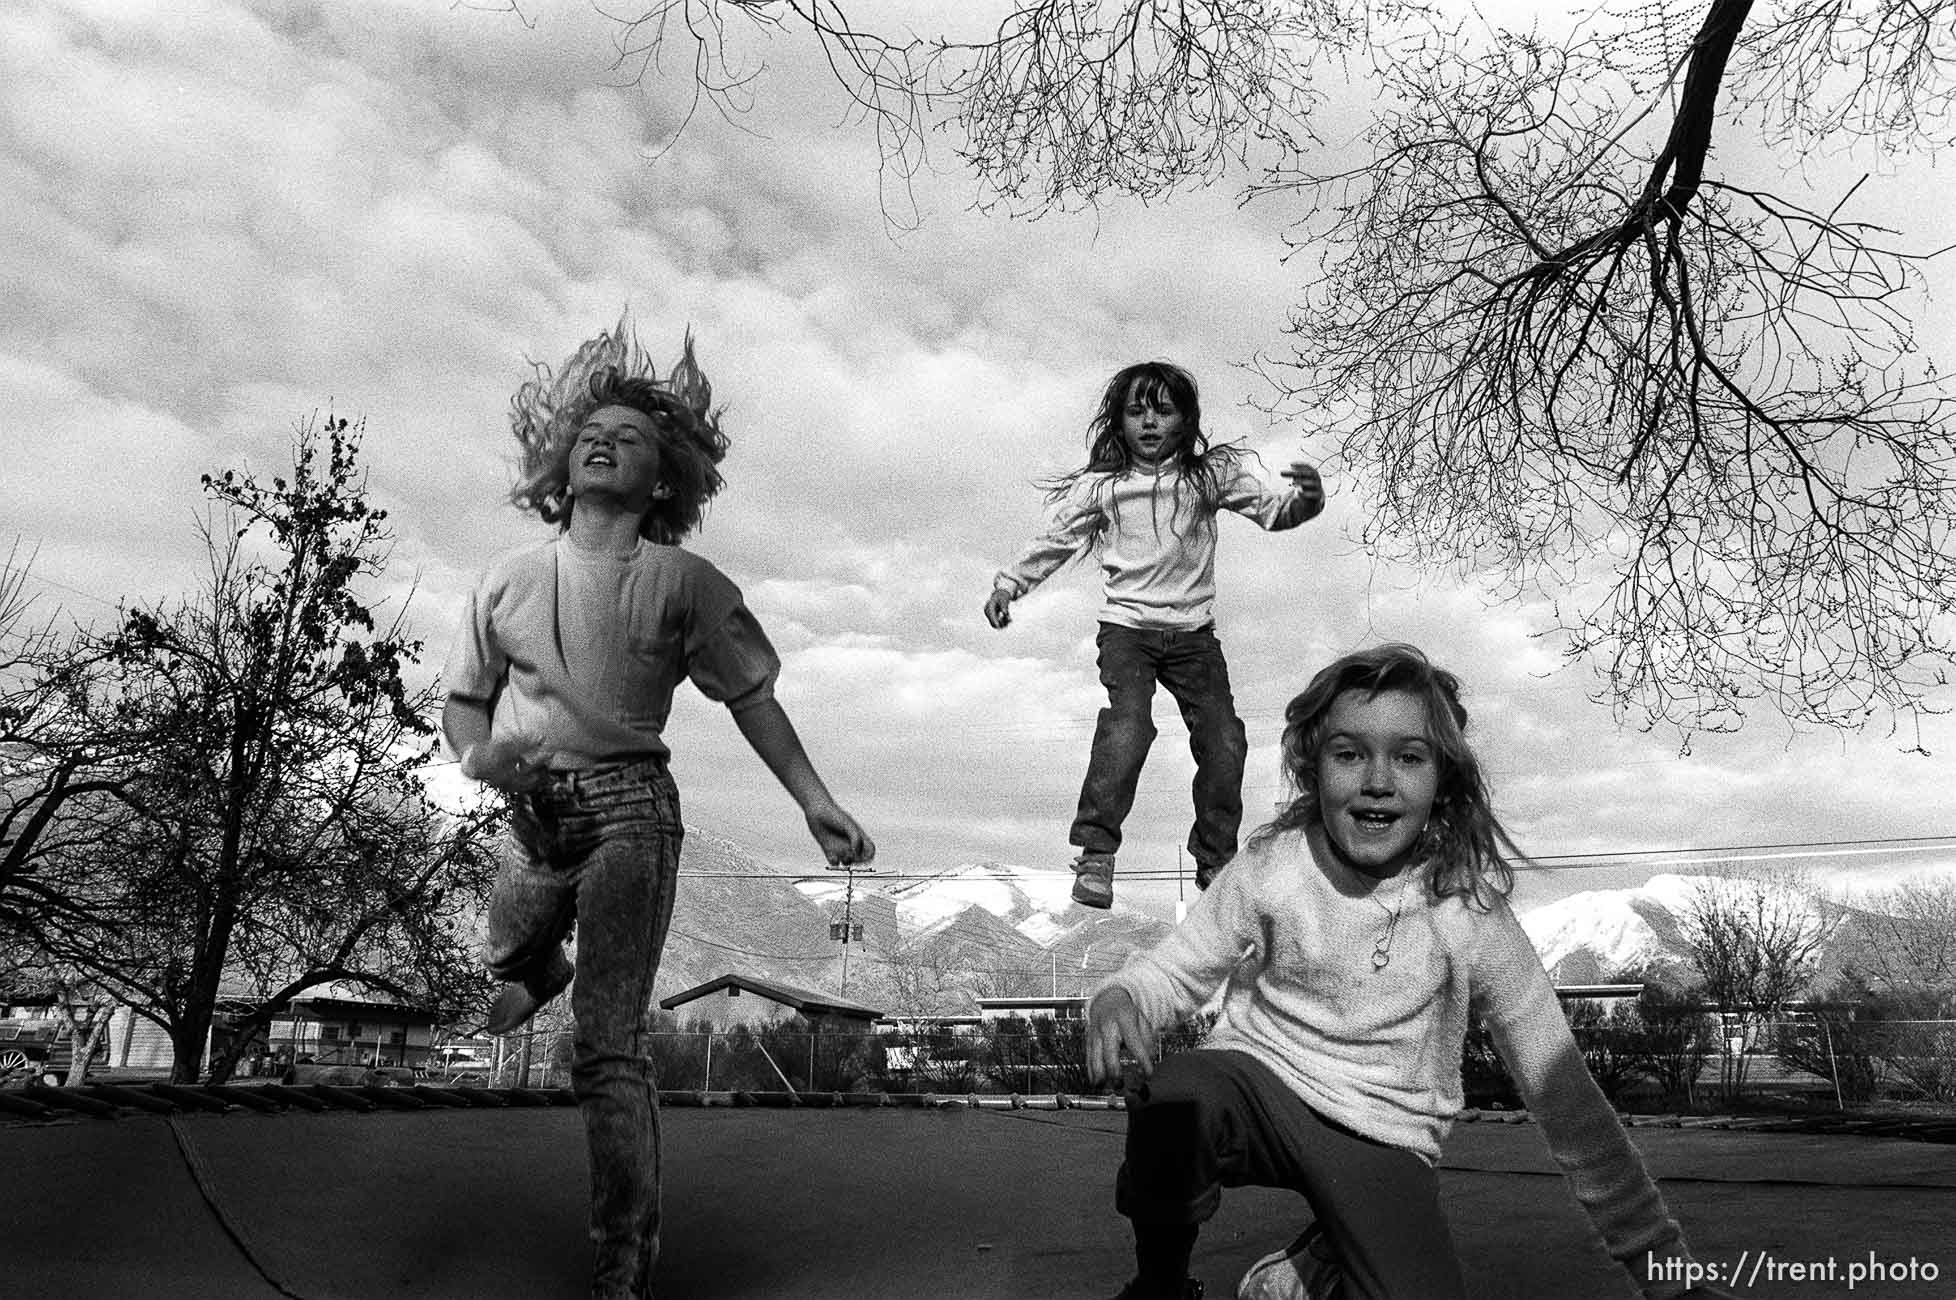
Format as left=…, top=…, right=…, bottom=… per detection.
left=659, top=973, right=884, bottom=1026
left=265, top=991, right=441, bottom=1070
left=1553, top=984, right=1646, bottom=1001
left=0, top=998, right=109, bottom=1080
left=972, top=987, right=1638, bottom=1025
left=875, top=1015, right=984, bottom=1032
left=105, top=1006, right=177, bottom=1072
left=100, top=984, right=444, bottom=1076
left=976, top=995, right=1087, bottom=1022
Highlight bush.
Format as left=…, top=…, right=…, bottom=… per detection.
left=1770, top=991, right=1882, bottom=1107
left=1852, top=989, right=1956, bottom=1104
left=1461, top=1020, right=1519, bottom=1109
left=1565, top=999, right=1647, bottom=1106
left=1627, top=982, right=1717, bottom=1110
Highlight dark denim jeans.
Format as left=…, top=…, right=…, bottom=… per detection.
left=485, top=758, right=681, bottom=1300
left=1119, top=1050, right=1468, bottom=1300
left=1071, top=622, right=1248, bottom=873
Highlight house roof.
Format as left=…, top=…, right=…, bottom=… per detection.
left=658, top=974, right=884, bottom=1022
left=283, top=997, right=440, bottom=1019
left=975, top=996, right=1088, bottom=1009
left=1551, top=983, right=1646, bottom=1000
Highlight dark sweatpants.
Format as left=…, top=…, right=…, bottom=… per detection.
left=1117, top=1049, right=1469, bottom=1300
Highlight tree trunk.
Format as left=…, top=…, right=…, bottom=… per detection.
left=62, top=1011, right=113, bottom=1087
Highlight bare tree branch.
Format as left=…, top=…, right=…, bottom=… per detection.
left=574, top=0, right=1956, bottom=735
left=1258, top=12, right=1956, bottom=733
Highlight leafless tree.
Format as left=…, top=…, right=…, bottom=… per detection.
left=567, top=0, right=1956, bottom=736
left=9, top=418, right=501, bottom=1083
left=1829, top=875, right=1956, bottom=1011
left=2, top=542, right=155, bottom=954
left=600, top=0, right=1399, bottom=224
left=1676, top=867, right=1837, bottom=1099
left=44, top=972, right=117, bottom=1086
left=0, top=948, right=118, bottom=1085
left=1264, top=2, right=1956, bottom=737
left=863, top=934, right=975, bottom=1017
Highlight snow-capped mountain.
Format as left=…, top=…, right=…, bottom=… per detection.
left=1517, top=873, right=1707, bottom=983
left=795, top=860, right=1173, bottom=1004
left=644, top=843, right=1173, bottom=1023
left=654, top=842, right=1949, bottom=1024
left=1513, top=871, right=1864, bottom=985
left=649, top=827, right=842, bottom=1016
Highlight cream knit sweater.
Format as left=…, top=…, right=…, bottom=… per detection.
left=993, top=461, right=1312, bottom=630
left=1101, top=826, right=1696, bottom=1300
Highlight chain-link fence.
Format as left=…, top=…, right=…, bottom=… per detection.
left=1769, top=1016, right=1956, bottom=1105
left=473, top=1010, right=1956, bottom=1109
left=631, top=1016, right=1214, bottom=1096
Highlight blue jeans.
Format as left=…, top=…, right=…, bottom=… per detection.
left=1071, top=622, right=1248, bottom=873
left=485, top=758, right=681, bottom=1300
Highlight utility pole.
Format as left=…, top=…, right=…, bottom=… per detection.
left=1176, top=846, right=1188, bottom=924
left=825, top=861, right=878, bottom=996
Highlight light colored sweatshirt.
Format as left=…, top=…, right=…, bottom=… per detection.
left=444, top=537, right=780, bottom=768
left=994, top=459, right=1313, bottom=630
left=1100, top=825, right=1696, bottom=1300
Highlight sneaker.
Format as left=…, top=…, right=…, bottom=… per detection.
left=1112, top=1279, right=1203, bottom=1300
left=483, top=953, right=575, bottom=1036
left=1236, top=1222, right=1342, bottom=1300
left=1071, top=853, right=1116, bottom=909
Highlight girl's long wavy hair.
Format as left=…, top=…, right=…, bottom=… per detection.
left=1252, top=643, right=1525, bottom=906
left=1042, top=361, right=1249, bottom=531
left=508, top=316, right=729, bottom=544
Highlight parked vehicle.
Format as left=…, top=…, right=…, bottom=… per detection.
left=0, top=1012, right=103, bottom=1087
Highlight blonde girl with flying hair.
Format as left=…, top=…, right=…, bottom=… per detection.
left=443, top=316, right=874, bottom=1300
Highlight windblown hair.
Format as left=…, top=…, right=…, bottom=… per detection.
left=1043, top=361, right=1249, bottom=525
left=508, top=317, right=729, bottom=544
left=1252, top=643, right=1525, bottom=906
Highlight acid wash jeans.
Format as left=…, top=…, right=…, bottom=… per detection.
left=485, top=757, right=680, bottom=1300
left=1071, top=622, right=1249, bottom=875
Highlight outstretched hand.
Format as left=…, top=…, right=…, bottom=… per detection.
left=1282, top=461, right=1325, bottom=517
left=983, top=588, right=1013, bottom=629
left=806, top=799, right=876, bottom=867
left=1086, top=986, right=1157, bottom=1086
left=461, top=732, right=553, bottom=793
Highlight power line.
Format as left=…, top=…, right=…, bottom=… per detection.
left=9, top=566, right=125, bottom=612
left=671, top=833, right=1956, bottom=883
left=1518, top=832, right=1956, bottom=863
left=667, top=924, right=1130, bottom=977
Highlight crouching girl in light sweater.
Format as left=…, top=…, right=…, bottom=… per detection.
left=1086, top=643, right=1731, bottom=1300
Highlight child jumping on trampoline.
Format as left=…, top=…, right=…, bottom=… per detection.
left=984, top=361, right=1323, bottom=909
left=443, top=318, right=874, bottom=1300
left=1085, top=643, right=1732, bottom=1300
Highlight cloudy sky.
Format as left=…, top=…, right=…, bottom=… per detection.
left=4, top=0, right=1953, bottom=918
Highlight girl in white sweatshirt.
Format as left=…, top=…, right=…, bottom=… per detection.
left=1086, top=643, right=1729, bottom=1300
left=983, top=361, right=1323, bottom=909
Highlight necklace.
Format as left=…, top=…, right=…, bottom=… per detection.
left=1370, top=872, right=1411, bottom=970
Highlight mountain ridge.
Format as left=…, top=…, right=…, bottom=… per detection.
left=655, top=842, right=1942, bottom=1023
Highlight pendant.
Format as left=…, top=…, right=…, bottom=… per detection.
left=1372, top=945, right=1391, bottom=970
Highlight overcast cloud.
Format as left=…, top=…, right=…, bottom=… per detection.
left=4, top=0, right=1953, bottom=918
